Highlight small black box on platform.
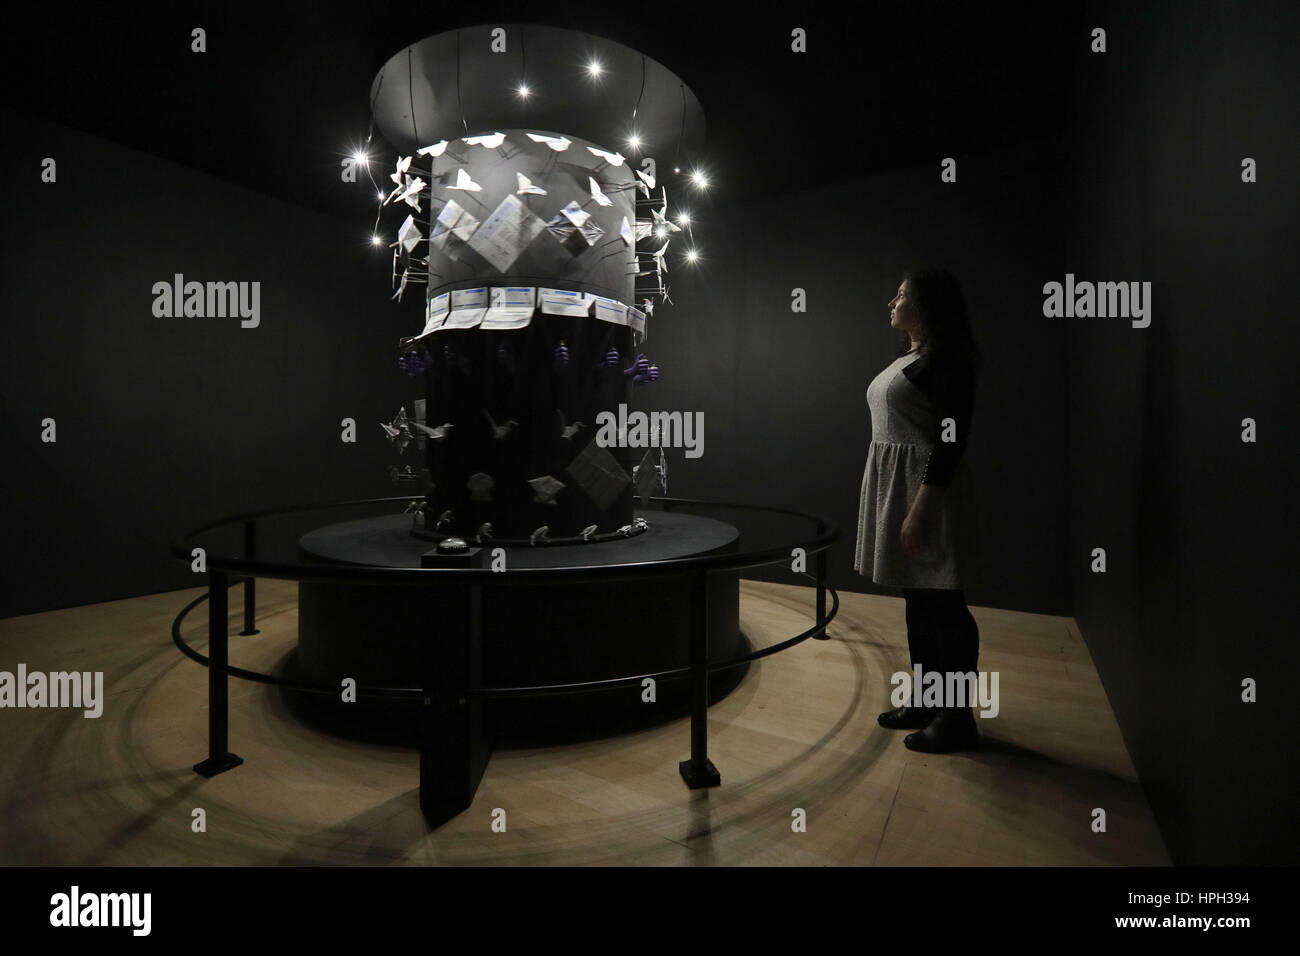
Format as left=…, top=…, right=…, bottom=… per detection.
left=420, top=538, right=487, bottom=569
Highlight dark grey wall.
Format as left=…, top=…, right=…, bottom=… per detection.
left=1063, top=0, right=1300, bottom=863
left=643, top=138, right=1072, bottom=615
left=0, top=106, right=414, bottom=618
left=1, top=109, right=1070, bottom=620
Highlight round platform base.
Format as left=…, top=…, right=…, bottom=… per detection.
left=295, top=509, right=746, bottom=743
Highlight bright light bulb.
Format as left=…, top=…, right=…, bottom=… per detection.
left=678, top=213, right=690, bottom=226
left=686, top=249, right=699, bottom=263
left=371, top=235, right=383, bottom=246
left=516, top=83, right=531, bottom=98
left=587, top=59, right=603, bottom=77
left=353, top=151, right=369, bottom=167
left=627, top=134, right=642, bottom=150
left=656, top=226, right=666, bottom=238
left=376, top=190, right=385, bottom=201
left=691, top=171, right=709, bottom=189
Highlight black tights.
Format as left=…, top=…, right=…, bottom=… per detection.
left=903, top=587, right=979, bottom=679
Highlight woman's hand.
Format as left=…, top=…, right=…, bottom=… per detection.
left=900, top=485, right=942, bottom=556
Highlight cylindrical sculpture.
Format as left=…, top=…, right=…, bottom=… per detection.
left=371, top=25, right=705, bottom=544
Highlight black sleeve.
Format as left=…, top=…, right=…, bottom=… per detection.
left=903, top=358, right=976, bottom=487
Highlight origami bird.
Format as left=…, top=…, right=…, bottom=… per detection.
left=588, top=177, right=613, bottom=207
left=380, top=408, right=413, bottom=452
left=587, top=146, right=625, bottom=167
left=389, top=155, right=412, bottom=186
left=556, top=409, right=584, bottom=440
left=448, top=168, right=482, bottom=192
left=516, top=172, right=547, bottom=196
left=526, top=133, right=570, bottom=151
left=483, top=408, right=519, bottom=440
left=411, top=422, right=454, bottom=440
left=462, top=132, right=506, bottom=149
left=392, top=176, right=426, bottom=209
left=649, top=241, right=670, bottom=273
left=650, top=203, right=681, bottom=234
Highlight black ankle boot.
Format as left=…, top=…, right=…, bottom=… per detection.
left=904, top=707, right=978, bottom=753
left=877, top=705, right=936, bottom=730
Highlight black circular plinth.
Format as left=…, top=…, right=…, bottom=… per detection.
left=299, top=508, right=732, bottom=568
left=295, top=510, right=745, bottom=742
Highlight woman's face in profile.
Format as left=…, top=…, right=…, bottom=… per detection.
left=888, top=281, right=920, bottom=334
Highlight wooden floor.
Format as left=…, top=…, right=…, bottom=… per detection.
left=0, top=580, right=1169, bottom=865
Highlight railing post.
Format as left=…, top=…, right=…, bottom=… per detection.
left=679, top=570, right=721, bottom=788
left=814, top=519, right=829, bottom=640
left=419, top=577, right=493, bottom=826
left=240, top=520, right=259, bottom=636
left=194, top=571, right=244, bottom=777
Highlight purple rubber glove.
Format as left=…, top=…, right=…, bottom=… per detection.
left=622, top=353, right=650, bottom=379
left=624, top=353, right=660, bottom=385
left=554, top=341, right=569, bottom=368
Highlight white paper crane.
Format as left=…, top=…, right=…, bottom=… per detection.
left=651, top=202, right=681, bottom=234
left=417, top=140, right=449, bottom=158
left=386, top=175, right=426, bottom=209
left=516, top=172, right=548, bottom=196
left=587, top=146, right=625, bottom=166
left=462, top=132, right=507, bottom=149
left=483, top=408, right=518, bottom=439
left=389, top=155, right=412, bottom=185
left=650, top=241, right=670, bottom=273
left=412, top=422, right=455, bottom=440
left=448, top=168, right=482, bottom=192
left=557, top=410, right=585, bottom=440
left=588, top=177, right=613, bottom=207
left=526, top=133, right=571, bottom=151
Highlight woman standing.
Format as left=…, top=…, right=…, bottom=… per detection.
left=854, top=269, right=982, bottom=753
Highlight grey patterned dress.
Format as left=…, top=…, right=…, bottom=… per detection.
left=853, top=350, right=979, bottom=589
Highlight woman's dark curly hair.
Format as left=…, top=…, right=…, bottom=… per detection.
left=895, top=268, right=983, bottom=368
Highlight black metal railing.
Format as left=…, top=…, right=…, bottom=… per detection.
left=170, top=495, right=840, bottom=816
